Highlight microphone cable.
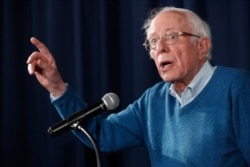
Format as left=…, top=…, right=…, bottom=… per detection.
left=49, top=92, right=120, bottom=166
left=72, top=122, right=102, bottom=167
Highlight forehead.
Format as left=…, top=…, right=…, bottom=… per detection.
left=147, top=11, right=192, bottom=36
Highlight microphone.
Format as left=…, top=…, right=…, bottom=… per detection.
left=48, top=92, right=120, bottom=136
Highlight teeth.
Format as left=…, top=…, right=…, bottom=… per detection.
left=163, top=65, right=169, bottom=68
left=163, top=62, right=169, bottom=67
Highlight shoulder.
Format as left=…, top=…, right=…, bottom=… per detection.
left=139, top=81, right=170, bottom=101
left=213, top=66, right=250, bottom=89
left=214, top=66, right=250, bottom=80
left=148, top=81, right=170, bottom=94
left=130, top=81, right=172, bottom=114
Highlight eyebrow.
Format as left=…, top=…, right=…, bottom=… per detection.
left=147, top=28, right=178, bottom=38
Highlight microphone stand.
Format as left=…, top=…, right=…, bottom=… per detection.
left=71, top=122, right=102, bottom=167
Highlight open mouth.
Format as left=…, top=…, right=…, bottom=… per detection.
left=161, top=61, right=172, bottom=68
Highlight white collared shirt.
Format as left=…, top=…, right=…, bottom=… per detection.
left=169, top=61, right=215, bottom=107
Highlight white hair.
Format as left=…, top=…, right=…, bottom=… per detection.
left=142, top=7, right=212, bottom=60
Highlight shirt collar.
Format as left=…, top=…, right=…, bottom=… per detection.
left=169, top=61, right=215, bottom=106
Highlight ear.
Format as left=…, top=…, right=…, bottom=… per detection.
left=198, top=37, right=211, bottom=59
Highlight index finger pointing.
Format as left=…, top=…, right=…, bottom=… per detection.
left=30, top=37, right=51, bottom=55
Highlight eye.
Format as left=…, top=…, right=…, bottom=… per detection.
left=166, top=34, right=177, bottom=40
left=149, top=37, right=159, bottom=46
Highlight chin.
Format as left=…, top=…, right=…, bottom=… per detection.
left=161, top=76, right=173, bottom=82
left=159, top=70, right=174, bottom=81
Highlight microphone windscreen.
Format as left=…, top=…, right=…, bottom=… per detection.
left=102, top=93, right=120, bottom=110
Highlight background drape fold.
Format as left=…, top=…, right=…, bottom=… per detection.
left=1, top=0, right=250, bottom=166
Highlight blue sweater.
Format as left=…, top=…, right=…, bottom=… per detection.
left=52, top=66, right=250, bottom=166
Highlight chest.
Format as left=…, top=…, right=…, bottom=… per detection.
left=144, top=99, right=237, bottom=165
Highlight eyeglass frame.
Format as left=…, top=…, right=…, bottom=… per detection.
left=143, top=31, right=201, bottom=51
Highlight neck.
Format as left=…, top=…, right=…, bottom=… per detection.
left=172, top=60, right=207, bottom=94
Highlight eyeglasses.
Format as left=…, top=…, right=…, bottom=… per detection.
left=143, top=31, right=201, bottom=51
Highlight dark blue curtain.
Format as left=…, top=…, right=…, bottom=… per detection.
left=1, top=0, right=250, bottom=167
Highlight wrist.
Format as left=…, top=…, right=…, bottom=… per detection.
left=50, top=83, right=67, bottom=98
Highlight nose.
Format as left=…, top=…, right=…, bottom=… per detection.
left=154, top=37, right=169, bottom=52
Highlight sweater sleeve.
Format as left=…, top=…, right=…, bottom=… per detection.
left=51, top=85, right=88, bottom=119
left=71, top=97, right=146, bottom=152
left=229, top=72, right=250, bottom=166
left=232, top=76, right=250, bottom=165
left=50, top=84, right=146, bottom=151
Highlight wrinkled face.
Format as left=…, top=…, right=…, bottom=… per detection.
left=147, top=11, right=208, bottom=90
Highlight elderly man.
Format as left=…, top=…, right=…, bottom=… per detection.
left=27, top=6, right=250, bottom=166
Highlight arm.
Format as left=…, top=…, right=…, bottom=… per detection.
left=26, top=37, right=145, bottom=152
left=233, top=77, right=250, bottom=165
left=51, top=85, right=146, bottom=151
